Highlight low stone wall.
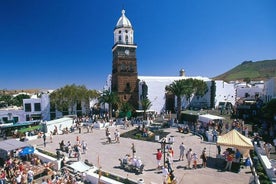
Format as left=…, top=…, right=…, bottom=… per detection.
left=85, top=169, right=125, bottom=184
left=34, top=149, right=61, bottom=171
left=254, top=144, right=276, bottom=183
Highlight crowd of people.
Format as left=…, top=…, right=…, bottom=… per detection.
left=0, top=154, right=55, bottom=184
left=154, top=136, right=209, bottom=184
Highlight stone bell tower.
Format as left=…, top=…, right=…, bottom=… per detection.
left=111, top=9, right=139, bottom=109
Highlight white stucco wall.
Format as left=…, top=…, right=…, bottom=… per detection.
left=236, top=86, right=264, bottom=99
left=264, top=77, right=276, bottom=102
left=214, top=80, right=236, bottom=108
left=138, top=76, right=211, bottom=113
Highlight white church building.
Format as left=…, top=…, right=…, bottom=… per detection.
left=104, top=9, right=236, bottom=114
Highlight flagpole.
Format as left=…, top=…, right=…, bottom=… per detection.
left=98, top=154, right=102, bottom=184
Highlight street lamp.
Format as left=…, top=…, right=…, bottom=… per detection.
left=159, top=137, right=172, bottom=166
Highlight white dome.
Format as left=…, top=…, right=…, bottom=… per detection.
left=116, top=9, right=132, bottom=28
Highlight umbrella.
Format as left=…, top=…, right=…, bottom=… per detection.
left=19, top=146, right=34, bottom=156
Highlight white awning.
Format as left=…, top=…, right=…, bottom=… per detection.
left=68, top=161, right=92, bottom=173
left=198, top=114, right=224, bottom=123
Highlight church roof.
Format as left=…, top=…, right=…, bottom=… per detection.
left=115, top=9, right=132, bottom=28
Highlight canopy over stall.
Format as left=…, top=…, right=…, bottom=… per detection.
left=217, top=129, right=253, bottom=157
left=198, top=114, right=225, bottom=123
left=0, top=139, right=31, bottom=160
left=67, top=161, right=92, bottom=173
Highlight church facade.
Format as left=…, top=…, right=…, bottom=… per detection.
left=108, top=9, right=236, bottom=114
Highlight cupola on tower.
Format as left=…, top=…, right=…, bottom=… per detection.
left=111, top=9, right=139, bottom=109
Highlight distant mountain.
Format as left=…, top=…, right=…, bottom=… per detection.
left=212, top=59, right=276, bottom=82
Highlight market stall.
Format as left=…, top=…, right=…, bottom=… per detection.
left=0, top=139, right=31, bottom=162
left=217, top=129, right=253, bottom=157
left=198, top=114, right=225, bottom=141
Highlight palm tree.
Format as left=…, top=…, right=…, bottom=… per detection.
left=98, top=90, right=119, bottom=120
left=140, top=98, right=152, bottom=120
left=165, top=80, right=186, bottom=120
left=119, top=102, right=133, bottom=118
left=183, top=78, right=208, bottom=103
left=166, top=78, right=208, bottom=121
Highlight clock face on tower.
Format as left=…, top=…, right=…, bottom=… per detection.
left=125, top=49, right=130, bottom=55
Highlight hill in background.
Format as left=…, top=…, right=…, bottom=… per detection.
left=212, top=59, right=276, bottom=82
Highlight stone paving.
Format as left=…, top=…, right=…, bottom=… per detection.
left=28, top=125, right=255, bottom=184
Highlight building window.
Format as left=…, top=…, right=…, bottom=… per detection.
left=13, top=117, right=19, bottom=123
left=121, top=63, right=126, bottom=71
left=119, top=36, right=122, bottom=42
left=34, top=103, right=41, bottom=111
left=2, top=117, right=8, bottom=123
left=25, top=103, right=31, bottom=112
left=125, top=83, right=131, bottom=92
left=129, top=63, right=133, bottom=72
left=125, top=35, right=128, bottom=43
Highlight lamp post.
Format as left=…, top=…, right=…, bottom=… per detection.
left=159, top=137, right=172, bottom=166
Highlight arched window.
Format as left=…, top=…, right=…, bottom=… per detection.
left=125, top=35, right=129, bottom=44
left=125, top=83, right=131, bottom=92
left=121, top=63, right=126, bottom=71
left=119, top=36, right=122, bottom=43
left=129, top=63, right=133, bottom=72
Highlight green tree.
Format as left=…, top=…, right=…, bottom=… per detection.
left=0, top=94, right=13, bottom=106
left=165, top=80, right=186, bottom=120
left=243, top=77, right=251, bottom=84
left=262, top=99, right=276, bottom=121
left=140, top=98, right=152, bottom=120
left=119, top=102, right=133, bottom=118
left=210, top=80, right=216, bottom=109
left=50, top=84, right=99, bottom=116
left=183, top=78, right=208, bottom=103
left=98, top=90, right=120, bottom=120
left=12, top=94, right=30, bottom=107
left=166, top=78, right=208, bottom=120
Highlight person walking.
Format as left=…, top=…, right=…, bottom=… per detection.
left=49, top=131, right=53, bottom=143
left=165, top=155, right=173, bottom=173
left=82, top=140, right=88, bottom=154
left=162, top=164, right=169, bottom=184
left=192, top=153, right=199, bottom=169
left=114, top=129, right=120, bottom=143
left=156, top=148, right=162, bottom=169
left=43, top=133, right=46, bottom=147
left=131, top=143, right=136, bottom=157
left=201, top=148, right=207, bottom=168
left=179, top=142, right=185, bottom=161
left=186, top=148, right=193, bottom=169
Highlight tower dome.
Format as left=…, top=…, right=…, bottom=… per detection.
left=113, top=9, right=134, bottom=45
left=115, top=9, right=132, bottom=28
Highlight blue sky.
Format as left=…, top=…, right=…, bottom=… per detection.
left=1, top=0, right=276, bottom=91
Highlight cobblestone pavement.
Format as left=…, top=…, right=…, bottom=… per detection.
left=28, top=125, right=255, bottom=184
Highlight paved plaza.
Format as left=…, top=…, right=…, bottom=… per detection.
left=28, top=125, right=255, bottom=184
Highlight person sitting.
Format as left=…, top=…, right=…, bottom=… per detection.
left=136, top=157, right=143, bottom=168
left=123, top=154, right=131, bottom=165
left=131, top=156, right=137, bottom=167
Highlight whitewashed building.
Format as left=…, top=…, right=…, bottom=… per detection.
left=264, top=77, right=276, bottom=102
left=234, top=81, right=265, bottom=100
left=0, top=93, right=50, bottom=123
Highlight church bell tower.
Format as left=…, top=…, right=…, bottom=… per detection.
left=111, top=9, right=139, bottom=109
